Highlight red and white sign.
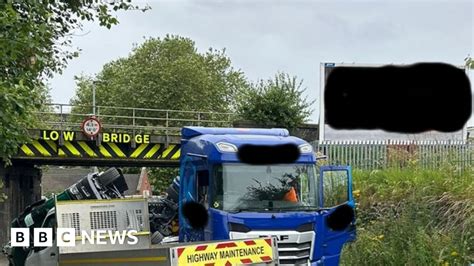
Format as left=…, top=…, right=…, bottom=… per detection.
left=81, top=116, right=101, bottom=138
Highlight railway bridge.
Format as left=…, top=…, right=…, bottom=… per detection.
left=12, top=103, right=235, bottom=166
left=1, top=104, right=235, bottom=245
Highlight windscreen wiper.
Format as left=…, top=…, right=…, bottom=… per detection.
left=272, top=205, right=321, bottom=212
left=228, top=207, right=273, bottom=213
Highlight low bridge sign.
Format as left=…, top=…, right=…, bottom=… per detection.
left=14, top=130, right=181, bottom=166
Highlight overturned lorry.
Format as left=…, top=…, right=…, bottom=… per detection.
left=4, top=126, right=356, bottom=266
left=4, top=168, right=279, bottom=266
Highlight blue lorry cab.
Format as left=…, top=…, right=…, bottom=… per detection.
left=178, top=127, right=355, bottom=265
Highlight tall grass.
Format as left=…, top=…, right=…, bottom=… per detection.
left=340, top=165, right=474, bottom=266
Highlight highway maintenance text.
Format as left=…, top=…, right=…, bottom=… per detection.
left=187, top=246, right=265, bottom=264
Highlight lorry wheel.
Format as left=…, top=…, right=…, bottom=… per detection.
left=96, top=168, right=128, bottom=193
left=97, top=168, right=122, bottom=186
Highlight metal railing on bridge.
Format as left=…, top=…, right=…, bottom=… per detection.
left=36, top=103, right=236, bottom=135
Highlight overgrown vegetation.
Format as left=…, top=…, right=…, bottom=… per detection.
left=340, top=166, right=473, bottom=266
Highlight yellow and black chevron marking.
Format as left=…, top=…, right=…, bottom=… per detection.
left=19, top=140, right=58, bottom=157
left=17, top=140, right=180, bottom=160
left=129, top=143, right=180, bottom=160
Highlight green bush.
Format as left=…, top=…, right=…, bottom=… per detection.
left=148, top=167, right=179, bottom=194
left=236, top=72, right=314, bottom=129
left=341, top=166, right=474, bottom=266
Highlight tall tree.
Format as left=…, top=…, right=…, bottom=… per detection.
left=70, top=35, right=248, bottom=127
left=0, top=0, right=147, bottom=162
left=237, top=72, right=314, bottom=129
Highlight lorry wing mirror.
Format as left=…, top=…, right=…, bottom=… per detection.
left=182, top=201, right=208, bottom=230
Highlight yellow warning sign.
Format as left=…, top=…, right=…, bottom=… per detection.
left=171, top=238, right=275, bottom=266
left=17, top=140, right=181, bottom=160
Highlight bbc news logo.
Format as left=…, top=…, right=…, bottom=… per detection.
left=11, top=228, right=139, bottom=247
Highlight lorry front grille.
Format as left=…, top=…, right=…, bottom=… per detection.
left=277, top=241, right=312, bottom=265
left=229, top=230, right=315, bottom=265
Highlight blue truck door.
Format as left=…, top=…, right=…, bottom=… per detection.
left=318, top=165, right=356, bottom=265
left=179, top=156, right=200, bottom=242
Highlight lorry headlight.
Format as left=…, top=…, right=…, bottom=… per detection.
left=298, top=144, right=313, bottom=153
left=216, top=142, right=238, bottom=153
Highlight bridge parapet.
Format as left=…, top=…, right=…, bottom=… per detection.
left=14, top=104, right=235, bottom=166
left=36, top=103, right=235, bottom=134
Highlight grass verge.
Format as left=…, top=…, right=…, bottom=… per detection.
left=340, top=166, right=473, bottom=266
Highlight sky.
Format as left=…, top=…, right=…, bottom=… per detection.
left=48, top=0, right=474, bottom=125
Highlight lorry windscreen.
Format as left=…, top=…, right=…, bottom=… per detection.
left=212, top=163, right=320, bottom=212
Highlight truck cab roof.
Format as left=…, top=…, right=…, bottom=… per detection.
left=180, top=127, right=315, bottom=163
left=182, top=127, right=290, bottom=139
